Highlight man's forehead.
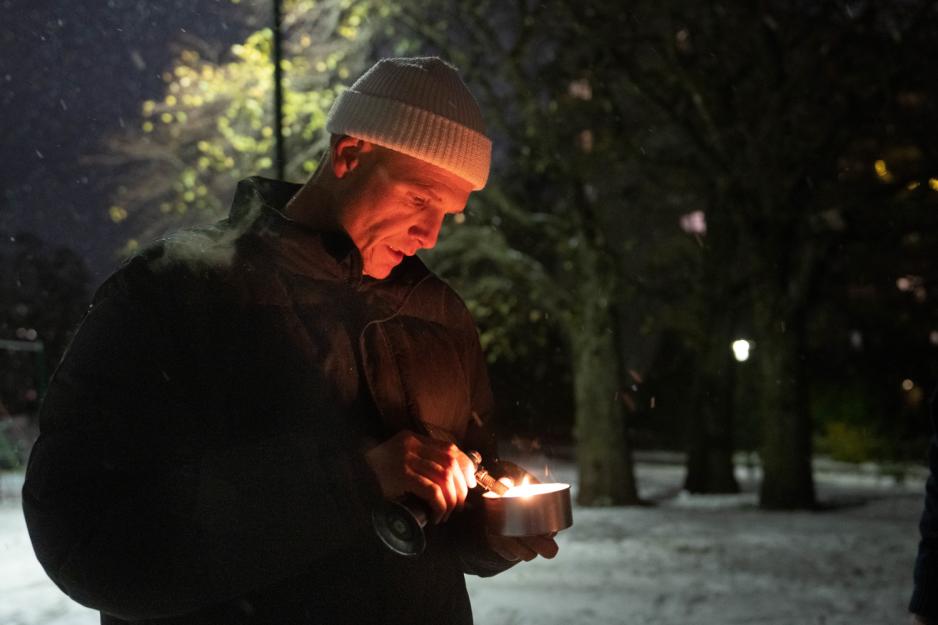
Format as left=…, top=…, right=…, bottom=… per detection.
left=379, top=147, right=473, bottom=194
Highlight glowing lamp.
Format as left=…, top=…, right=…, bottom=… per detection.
left=732, top=339, right=751, bottom=362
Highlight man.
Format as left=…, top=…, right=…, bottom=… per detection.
left=911, top=390, right=938, bottom=625
left=23, top=57, right=557, bottom=624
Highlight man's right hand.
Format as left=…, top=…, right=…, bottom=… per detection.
left=364, top=430, right=477, bottom=524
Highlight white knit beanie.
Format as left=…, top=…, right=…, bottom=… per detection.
left=326, top=57, right=491, bottom=190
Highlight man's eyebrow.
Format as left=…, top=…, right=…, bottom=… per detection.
left=403, top=179, right=443, bottom=202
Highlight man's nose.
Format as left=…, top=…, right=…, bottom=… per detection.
left=409, top=212, right=444, bottom=249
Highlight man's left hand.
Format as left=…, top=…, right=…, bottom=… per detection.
left=486, top=532, right=559, bottom=562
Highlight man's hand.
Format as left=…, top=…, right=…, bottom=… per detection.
left=912, top=614, right=931, bottom=625
left=486, top=532, right=559, bottom=562
left=365, top=430, right=477, bottom=524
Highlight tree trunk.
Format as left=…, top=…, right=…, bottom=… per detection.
left=684, top=335, right=740, bottom=494
left=570, top=280, right=640, bottom=506
left=756, top=308, right=816, bottom=509
left=684, top=204, right=739, bottom=494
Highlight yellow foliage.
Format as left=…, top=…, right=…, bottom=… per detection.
left=109, top=206, right=128, bottom=223
left=120, top=239, right=140, bottom=259
left=873, top=159, right=894, bottom=183
left=115, top=0, right=385, bottom=228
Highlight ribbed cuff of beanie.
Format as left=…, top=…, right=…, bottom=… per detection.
left=326, top=89, right=491, bottom=190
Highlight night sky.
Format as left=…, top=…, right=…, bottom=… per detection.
left=1, top=0, right=256, bottom=283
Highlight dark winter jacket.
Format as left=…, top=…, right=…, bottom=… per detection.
left=911, top=390, right=938, bottom=621
left=22, top=177, right=514, bottom=625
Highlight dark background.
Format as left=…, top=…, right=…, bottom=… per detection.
left=1, top=0, right=253, bottom=281
left=1, top=1, right=936, bottom=507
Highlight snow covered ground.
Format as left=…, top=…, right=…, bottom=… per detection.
left=0, top=458, right=926, bottom=625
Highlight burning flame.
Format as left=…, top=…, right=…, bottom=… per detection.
left=501, top=475, right=531, bottom=492
left=485, top=475, right=568, bottom=499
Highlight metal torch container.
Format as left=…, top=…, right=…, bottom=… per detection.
left=483, top=483, right=573, bottom=537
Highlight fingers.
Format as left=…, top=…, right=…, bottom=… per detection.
left=520, top=534, right=559, bottom=559
left=408, top=472, right=448, bottom=524
left=438, top=448, right=471, bottom=520
left=403, top=456, right=455, bottom=522
left=410, top=456, right=455, bottom=506
left=486, top=535, right=537, bottom=562
left=413, top=439, right=475, bottom=515
left=402, top=436, right=478, bottom=522
left=368, top=431, right=483, bottom=524
left=454, top=446, right=477, bottom=489
left=485, top=535, right=522, bottom=561
left=486, top=533, right=560, bottom=562
left=420, top=438, right=477, bottom=487
left=511, top=539, right=539, bottom=562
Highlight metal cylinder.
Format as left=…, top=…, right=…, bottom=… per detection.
left=372, top=497, right=428, bottom=557
left=483, top=483, right=573, bottom=536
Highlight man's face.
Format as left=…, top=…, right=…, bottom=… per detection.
left=336, top=143, right=473, bottom=279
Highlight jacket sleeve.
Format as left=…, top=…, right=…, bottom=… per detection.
left=447, top=301, right=518, bottom=578
left=22, top=259, right=384, bottom=621
left=911, top=389, right=938, bottom=620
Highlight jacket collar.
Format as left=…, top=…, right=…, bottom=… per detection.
left=228, top=176, right=432, bottom=307
left=229, top=176, right=364, bottom=284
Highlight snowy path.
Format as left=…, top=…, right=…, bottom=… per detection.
left=0, top=461, right=925, bottom=625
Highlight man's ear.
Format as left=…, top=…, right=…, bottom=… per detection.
left=331, top=136, right=374, bottom=179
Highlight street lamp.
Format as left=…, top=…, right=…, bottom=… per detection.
left=731, top=339, right=751, bottom=362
